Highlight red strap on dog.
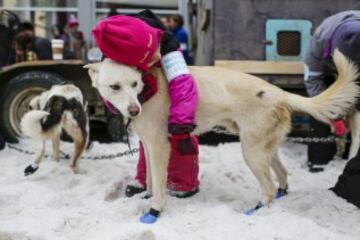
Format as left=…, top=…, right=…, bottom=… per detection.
left=102, top=97, right=121, bottom=115
left=138, top=73, right=158, bottom=104
left=330, top=119, right=347, bottom=136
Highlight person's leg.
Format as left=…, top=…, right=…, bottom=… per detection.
left=331, top=148, right=360, bottom=208
left=307, top=117, right=337, bottom=172
left=0, top=133, right=5, bottom=150
left=167, top=135, right=199, bottom=197
left=127, top=138, right=200, bottom=198
left=134, top=142, right=146, bottom=186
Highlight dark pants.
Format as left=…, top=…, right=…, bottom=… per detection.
left=307, top=117, right=337, bottom=165
left=308, top=62, right=360, bottom=165
left=331, top=148, right=360, bottom=208
left=0, top=133, right=5, bottom=150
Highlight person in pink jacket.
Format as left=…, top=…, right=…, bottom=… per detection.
left=93, top=10, right=199, bottom=198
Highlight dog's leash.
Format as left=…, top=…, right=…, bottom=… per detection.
left=124, top=118, right=134, bottom=156
left=101, top=98, right=134, bottom=155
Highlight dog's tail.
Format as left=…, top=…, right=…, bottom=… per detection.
left=21, top=96, right=70, bottom=139
left=21, top=110, right=52, bottom=139
left=286, top=49, right=360, bottom=124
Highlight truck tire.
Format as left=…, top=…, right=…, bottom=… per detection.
left=0, top=71, right=64, bottom=142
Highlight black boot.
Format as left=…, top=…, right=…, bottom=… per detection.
left=125, top=184, right=146, bottom=197
left=307, top=162, right=325, bottom=173
left=168, top=188, right=199, bottom=198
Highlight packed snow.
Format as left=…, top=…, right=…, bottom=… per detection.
left=0, top=139, right=359, bottom=240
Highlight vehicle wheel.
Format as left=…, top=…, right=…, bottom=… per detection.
left=0, top=71, right=64, bottom=142
left=106, top=111, right=127, bottom=142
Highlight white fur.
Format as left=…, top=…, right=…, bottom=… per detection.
left=286, top=50, right=359, bottom=124
left=85, top=59, right=143, bottom=118
left=49, top=84, right=83, bottom=103
left=348, top=111, right=360, bottom=159
left=86, top=49, right=360, bottom=215
left=21, top=110, right=52, bottom=140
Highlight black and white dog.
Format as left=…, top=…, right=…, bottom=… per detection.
left=21, top=82, right=89, bottom=175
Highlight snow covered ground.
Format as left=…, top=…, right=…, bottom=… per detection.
left=0, top=139, right=359, bottom=240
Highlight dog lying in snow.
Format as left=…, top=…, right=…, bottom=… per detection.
left=21, top=82, right=89, bottom=175
left=85, top=49, right=359, bottom=218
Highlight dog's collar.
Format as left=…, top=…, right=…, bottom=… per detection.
left=138, top=73, right=158, bottom=104
left=102, top=97, right=121, bottom=115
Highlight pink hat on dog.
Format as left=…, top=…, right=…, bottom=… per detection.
left=92, top=15, right=163, bottom=71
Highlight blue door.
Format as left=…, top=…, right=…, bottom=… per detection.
left=266, top=19, right=312, bottom=61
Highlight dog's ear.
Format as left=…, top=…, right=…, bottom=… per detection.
left=84, top=63, right=101, bottom=88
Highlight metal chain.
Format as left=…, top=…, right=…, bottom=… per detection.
left=286, top=136, right=337, bottom=143
left=6, top=126, right=349, bottom=160
left=7, top=143, right=138, bottom=160
left=212, top=126, right=236, bottom=135
left=7, top=144, right=70, bottom=158
left=81, top=148, right=138, bottom=160
left=211, top=126, right=350, bottom=144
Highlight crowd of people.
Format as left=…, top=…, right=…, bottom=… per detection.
left=3, top=14, right=87, bottom=66
left=51, top=15, right=87, bottom=60
left=3, top=11, right=190, bottom=66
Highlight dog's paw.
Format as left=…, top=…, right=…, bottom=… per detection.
left=24, top=164, right=39, bottom=176
left=263, top=186, right=278, bottom=205
left=140, top=208, right=160, bottom=224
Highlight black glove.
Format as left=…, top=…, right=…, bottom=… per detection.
left=160, top=31, right=180, bottom=55
left=170, top=134, right=198, bottom=155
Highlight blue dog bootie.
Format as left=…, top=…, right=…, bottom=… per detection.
left=140, top=208, right=160, bottom=224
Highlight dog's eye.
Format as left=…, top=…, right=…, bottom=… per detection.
left=28, top=105, right=33, bottom=110
left=110, top=84, right=121, bottom=91
left=131, top=82, right=138, bottom=88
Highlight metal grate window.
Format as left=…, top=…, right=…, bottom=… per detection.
left=277, top=31, right=301, bottom=56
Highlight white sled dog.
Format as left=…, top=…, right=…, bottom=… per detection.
left=21, top=83, right=89, bottom=175
left=85, top=49, right=359, bottom=217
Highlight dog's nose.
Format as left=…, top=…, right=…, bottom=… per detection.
left=128, top=105, right=140, bottom=117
